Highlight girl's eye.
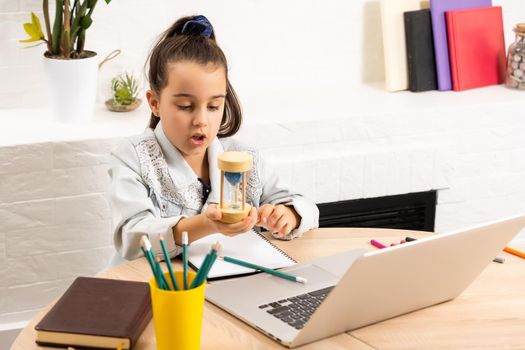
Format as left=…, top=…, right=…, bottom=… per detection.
left=208, top=106, right=220, bottom=111
left=177, top=105, right=192, bottom=111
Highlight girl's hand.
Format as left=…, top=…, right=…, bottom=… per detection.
left=256, top=204, right=300, bottom=237
left=204, top=204, right=258, bottom=236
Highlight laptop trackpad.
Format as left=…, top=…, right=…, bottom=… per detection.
left=263, top=265, right=339, bottom=294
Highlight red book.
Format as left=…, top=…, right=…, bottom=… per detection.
left=446, top=6, right=506, bottom=91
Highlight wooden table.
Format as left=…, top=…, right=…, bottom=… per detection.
left=11, top=228, right=525, bottom=350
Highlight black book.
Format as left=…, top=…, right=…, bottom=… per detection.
left=404, top=9, right=438, bottom=92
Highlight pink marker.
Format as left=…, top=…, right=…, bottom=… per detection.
left=370, top=239, right=387, bottom=249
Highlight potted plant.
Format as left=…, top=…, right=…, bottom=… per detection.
left=21, top=0, right=111, bottom=122
left=105, top=72, right=142, bottom=112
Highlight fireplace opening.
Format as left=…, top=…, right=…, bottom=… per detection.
left=317, top=190, right=436, bottom=232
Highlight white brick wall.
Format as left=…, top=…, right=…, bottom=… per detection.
left=7, top=279, right=76, bottom=313
left=0, top=143, right=53, bottom=175
left=1, top=0, right=525, bottom=345
left=0, top=287, right=6, bottom=316
left=6, top=220, right=111, bottom=258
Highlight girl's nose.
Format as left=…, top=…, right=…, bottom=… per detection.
left=192, top=107, right=208, bottom=127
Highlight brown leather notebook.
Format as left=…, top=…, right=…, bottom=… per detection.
left=35, top=277, right=152, bottom=350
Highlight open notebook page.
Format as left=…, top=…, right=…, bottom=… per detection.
left=187, top=230, right=295, bottom=280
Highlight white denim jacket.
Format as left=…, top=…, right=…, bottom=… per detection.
left=108, top=124, right=319, bottom=265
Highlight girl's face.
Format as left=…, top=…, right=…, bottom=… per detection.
left=147, top=61, right=226, bottom=159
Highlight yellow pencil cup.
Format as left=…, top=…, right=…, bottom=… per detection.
left=149, top=271, right=206, bottom=350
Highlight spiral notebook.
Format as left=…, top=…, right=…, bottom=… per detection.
left=187, top=230, right=296, bottom=280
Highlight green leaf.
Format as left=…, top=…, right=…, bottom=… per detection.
left=104, top=0, right=111, bottom=4
left=78, top=0, right=89, bottom=17
left=88, top=0, right=97, bottom=8
left=80, top=15, right=92, bottom=29
left=52, top=0, right=63, bottom=54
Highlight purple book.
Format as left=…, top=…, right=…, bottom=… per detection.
left=430, top=0, right=492, bottom=90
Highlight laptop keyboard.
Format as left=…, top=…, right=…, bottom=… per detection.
left=258, top=286, right=334, bottom=330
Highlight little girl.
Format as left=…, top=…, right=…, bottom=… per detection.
left=108, top=15, right=319, bottom=264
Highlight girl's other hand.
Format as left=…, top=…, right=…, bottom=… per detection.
left=205, top=204, right=257, bottom=236
left=256, top=204, right=300, bottom=238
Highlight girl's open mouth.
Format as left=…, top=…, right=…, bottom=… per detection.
left=190, top=134, right=206, bottom=146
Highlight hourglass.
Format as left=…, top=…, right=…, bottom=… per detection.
left=218, top=151, right=253, bottom=223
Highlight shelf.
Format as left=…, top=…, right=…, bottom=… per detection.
left=1, top=83, right=523, bottom=147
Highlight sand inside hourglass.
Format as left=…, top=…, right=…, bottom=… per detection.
left=224, top=172, right=242, bottom=209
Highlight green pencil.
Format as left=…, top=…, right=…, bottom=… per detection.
left=190, top=243, right=219, bottom=289
left=159, top=235, right=179, bottom=291
left=190, top=251, right=211, bottom=289
left=141, top=246, right=161, bottom=288
left=141, top=236, right=163, bottom=289
left=154, top=256, right=170, bottom=290
left=195, top=242, right=220, bottom=287
left=182, top=231, right=188, bottom=290
left=220, top=255, right=307, bottom=284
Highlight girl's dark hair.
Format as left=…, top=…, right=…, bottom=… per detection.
left=146, top=15, right=242, bottom=138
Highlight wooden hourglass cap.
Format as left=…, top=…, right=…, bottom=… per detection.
left=514, top=23, right=525, bottom=34
left=218, top=152, right=253, bottom=172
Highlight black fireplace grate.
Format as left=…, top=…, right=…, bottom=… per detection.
left=317, top=191, right=436, bottom=232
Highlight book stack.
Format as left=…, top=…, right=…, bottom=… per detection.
left=380, top=0, right=506, bottom=92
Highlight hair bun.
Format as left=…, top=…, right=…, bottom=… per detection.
left=181, top=15, right=213, bottom=38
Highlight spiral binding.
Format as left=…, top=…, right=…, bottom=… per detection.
left=255, top=231, right=297, bottom=263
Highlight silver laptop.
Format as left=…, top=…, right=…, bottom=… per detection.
left=205, top=212, right=525, bottom=348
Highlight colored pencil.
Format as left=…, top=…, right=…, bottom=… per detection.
left=193, top=255, right=211, bottom=288
left=140, top=239, right=155, bottom=273
left=141, top=236, right=163, bottom=289
left=504, top=246, right=525, bottom=260
left=190, top=244, right=218, bottom=289
left=153, top=256, right=165, bottom=289
left=370, top=239, right=387, bottom=249
left=219, top=255, right=307, bottom=284
left=155, top=256, right=170, bottom=290
left=196, top=242, right=220, bottom=286
left=159, top=235, right=179, bottom=290
left=182, top=231, right=189, bottom=290
left=141, top=246, right=161, bottom=288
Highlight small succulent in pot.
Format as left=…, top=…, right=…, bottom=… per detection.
left=105, top=72, right=142, bottom=112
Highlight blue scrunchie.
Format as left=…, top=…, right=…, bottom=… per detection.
left=181, top=15, right=213, bottom=38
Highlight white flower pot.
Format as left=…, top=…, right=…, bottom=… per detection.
left=43, top=52, right=98, bottom=123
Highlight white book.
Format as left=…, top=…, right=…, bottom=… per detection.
left=380, top=0, right=430, bottom=91
left=187, top=230, right=295, bottom=280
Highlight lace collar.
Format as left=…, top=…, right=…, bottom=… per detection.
left=154, top=124, right=197, bottom=187
left=154, top=124, right=223, bottom=204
